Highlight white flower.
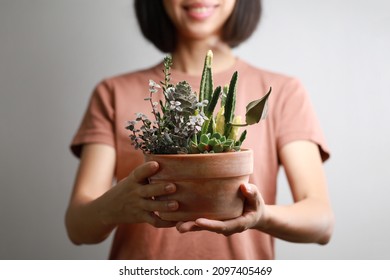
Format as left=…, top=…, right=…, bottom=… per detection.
left=195, top=100, right=209, bottom=108
left=149, top=80, right=161, bottom=93
left=170, top=100, right=182, bottom=111
left=135, top=113, right=148, bottom=121
left=188, top=115, right=206, bottom=126
left=166, top=87, right=175, bottom=100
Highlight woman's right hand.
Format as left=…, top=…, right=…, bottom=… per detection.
left=99, top=161, right=179, bottom=228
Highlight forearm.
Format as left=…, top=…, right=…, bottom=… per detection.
left=65, top=195, right=116, bottom=245
left=257, top=197, right=334, bottom=244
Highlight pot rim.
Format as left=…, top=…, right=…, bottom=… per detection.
left=145, top=148, right=253, bottom=179
left=144, top=148, right=252, bottom=159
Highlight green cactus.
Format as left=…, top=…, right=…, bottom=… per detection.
left=223, top=71, right=238, bottom=138
left=199, top=50, right=213, bottom=106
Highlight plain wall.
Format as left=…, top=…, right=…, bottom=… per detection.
left=1, top=0, right=389, bottom=259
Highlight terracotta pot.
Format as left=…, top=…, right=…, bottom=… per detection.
left=144, top=149, right=253, bottom=222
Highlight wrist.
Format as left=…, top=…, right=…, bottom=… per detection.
left=94, top=191, right=118, bottom=227
left=255, top=204, right=271, bottom=232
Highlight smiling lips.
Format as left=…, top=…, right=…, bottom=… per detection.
left=184, top=3, right=218, bottom=20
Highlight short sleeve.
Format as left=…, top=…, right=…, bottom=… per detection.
left=70, top=80, right=115, bottom=158
left=274, top=78, right=330, bottom=162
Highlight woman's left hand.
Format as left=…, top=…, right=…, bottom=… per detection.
left=176, top=183, right=266, bottom=236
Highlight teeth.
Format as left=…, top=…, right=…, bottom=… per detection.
left=189, top=7, right=210, bottom=14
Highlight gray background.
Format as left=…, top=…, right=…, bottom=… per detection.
left=1, top=0, right=389, bottom=259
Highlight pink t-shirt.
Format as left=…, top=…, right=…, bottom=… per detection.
left=70, top=58, right=330, bottom=259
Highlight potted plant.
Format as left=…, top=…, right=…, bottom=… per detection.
left=126, top=51, right=271, bottom=221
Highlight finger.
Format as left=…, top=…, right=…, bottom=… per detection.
left=176, top=221, right=202, bottom=233
left=195, top=218, right=228, bottom=231
left=139, top=182, right=176, bottom=198
left=195, top=217, right=249, bottom=235
left=141, top=198, right=179, bottom=212
left=144, top=212, right=177, bottom=228
left=132, top=161, right=159, bottom=183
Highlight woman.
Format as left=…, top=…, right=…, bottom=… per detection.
left=66, top=0, right=334, bottom=259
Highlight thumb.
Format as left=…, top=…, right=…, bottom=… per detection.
left=240, top=183, right=258, bottom=207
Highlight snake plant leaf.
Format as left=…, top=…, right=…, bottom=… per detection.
left=245, top=87, right=272, bottom=125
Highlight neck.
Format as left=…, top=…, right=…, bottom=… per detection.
left=171, top=38, right=236, bottom=76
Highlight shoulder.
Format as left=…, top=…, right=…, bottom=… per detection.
left=235, top=59, right=308, bottom=106
left=87, top=63, right=164, bottom=104
left=97, top=62, right=163, bottom=91
left=237, top=59, right=302, bottom=88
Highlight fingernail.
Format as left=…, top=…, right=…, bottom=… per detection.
left=150, top=161, right=159, bottom=170
left=165, top=183, right=175, bottom=193
left=167, top=201, right=178, bottom=210
left=242, top=183, right=252, bottom=193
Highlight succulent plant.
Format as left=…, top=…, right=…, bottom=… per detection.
left=126, top=50, right=271, bottom=154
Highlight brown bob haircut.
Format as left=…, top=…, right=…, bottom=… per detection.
left=134, top=0, right=262, bottom=53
